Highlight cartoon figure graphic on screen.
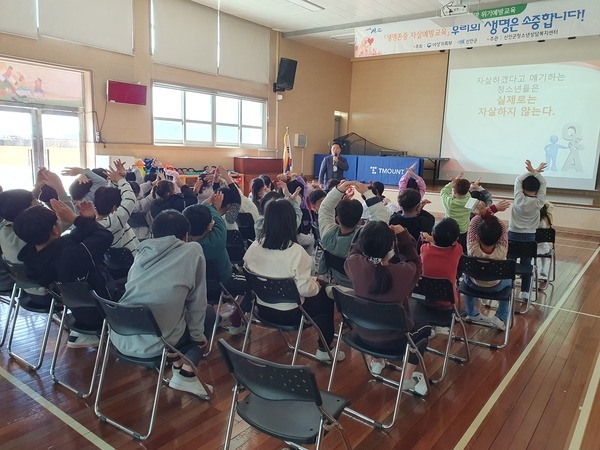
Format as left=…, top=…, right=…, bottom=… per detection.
left=561, top=124, right=584, bottom=173
left=543, top=135, right=567, bottom=172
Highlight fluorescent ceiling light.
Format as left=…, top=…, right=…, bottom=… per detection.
left=287, top=0, right=325, bottom=12
left=331, top=33, right=354, bottom=40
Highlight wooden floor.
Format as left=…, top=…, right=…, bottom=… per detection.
left=0, top=229, right=599, bottom=449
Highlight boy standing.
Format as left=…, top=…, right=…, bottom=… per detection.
left=508, top=160, right=547, bottom=301
left=440, top=172, right=471, bottom=252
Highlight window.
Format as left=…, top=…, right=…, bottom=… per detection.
left=152, top=84, right=266, bottom=148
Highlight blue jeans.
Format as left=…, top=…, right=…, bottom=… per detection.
left=464, top=277, right=512, bottom=322
left=508, top=231, right=536, bottom=293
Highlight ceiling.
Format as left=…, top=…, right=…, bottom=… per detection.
left=191, top=0, right=542, bottom=58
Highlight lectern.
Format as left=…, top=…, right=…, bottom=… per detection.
left=233, top=157, right=283, bottom=195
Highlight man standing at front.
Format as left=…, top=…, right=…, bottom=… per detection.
left=318, top=142, right=349, bottom=188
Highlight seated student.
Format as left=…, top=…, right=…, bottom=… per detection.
left=211, top=167, right=242, bottom=230
left=128, top=181, right=153, bottom=241
left=398, top=162, right=426, bottom=199
left=183, top=193, right=250, bottom=335
left=464, top=199, right=511, bottom=330
left=318, top=180, right=388, bottom=287
left=14, top=198, right=112, bottom=348
left=469, top=177, right=493, bottom=210
left=287, top=179, right=314, bottom=252
left=420, top=217, right=463, bottom=309
left=254, top=184, right=304, bottom=245
left=250, top=177, right=268, bottom=212
left=259, top=174, right=274, bottom=192
left=150, top=178, right=185, bottom=218
left=110, top=210, right=214, bottom=398
left=307, top=188, right=327, bottom=240
left=244, top=198, right=344, bottom=362
left=62, top=166, right=108, bottom=203
left=440, top=172, right=472, bottom=252
left=94, top=161, right=139, bottom=279
left=362, top=181, right=395, bottom=220
left=0, top=169, right=73, bottom=307
left=389, top=188, right=435, bottom=252
left=344, top=220, right=429, bottom=394
left=237, top=182, right=260, bottom=223
left=508, top=160, right=547, bottom=301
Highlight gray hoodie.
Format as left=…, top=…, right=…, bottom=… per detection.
left=110, top=235, right=208, bottom=358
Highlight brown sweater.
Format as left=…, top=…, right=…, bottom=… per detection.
left=344, top=230, right=421, bottom=345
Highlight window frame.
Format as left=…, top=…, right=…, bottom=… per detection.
left=152, top=83, right=266, bottom=148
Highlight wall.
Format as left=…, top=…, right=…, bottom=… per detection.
left=349, top=52, right=449, bottom=157
left=0, top=0, right=352, bottom=176
left=275, top=38, right=352, bottom=177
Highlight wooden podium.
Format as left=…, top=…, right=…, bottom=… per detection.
left=233, top=157, right=283, bottom=195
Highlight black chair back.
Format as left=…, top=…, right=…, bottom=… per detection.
left=92, top=292, right=162, bottom=338
left=459, top=256, right=516, bottom=282
left=507, top=240, right=537, bottom=259
left=226, top=230, right=247, bottom=263
left=535, top=227, right=555, bottom=243
left=205, top=259, right=223, bottom=304
left=323, top=250, right=347, bottom=276
left=243, top=268, right=301, bottom=306
left=237, top=213, right=256, bottom=241
left=218, top=339, right=321, bottom=405
left=412, top=276, right=456, bottom=306
left=53, top=281, right=97, bottom=309
left=332, top=288, right=409, bottom=333
left=3, top=257, right=44, bottom=290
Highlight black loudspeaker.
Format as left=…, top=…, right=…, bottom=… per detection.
left=273, top=58, right=297, bottom=92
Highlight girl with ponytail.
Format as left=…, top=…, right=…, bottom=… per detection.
left=345, top=220, right=430, bottom=394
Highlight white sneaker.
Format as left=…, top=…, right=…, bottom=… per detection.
left=488, top=315, right=506, bottom=331
left=370, top=359, right=386, bottom=375
left=433, top=326, right=450, bottom=335
left=465, top=314, right=492, bottom=325
left=168, top=371, right=213, bottom=398
left=315, top=348, right=345, bottom=362
left=228, top=324, right=247, bottom=335
left=519, top=291, right=530, bottom=301
left=402, top=372, right=428, bottom=396
left=67, top=331, right=99, bottom=349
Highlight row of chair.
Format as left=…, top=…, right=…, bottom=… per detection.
left=0, top=227, right=557, bottom=448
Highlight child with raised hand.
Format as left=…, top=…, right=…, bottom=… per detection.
left=508, top=160, right=547, bottom=302
left=398, top=162, right=426, bottom=199
left=440, top=172, right=471, bottom=252
left=420, top=217, right=463, bottom=309
left=464, top=199, right=512, bottom=330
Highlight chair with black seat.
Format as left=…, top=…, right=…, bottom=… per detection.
left=328, top=287, right=430, bottom=430
left=49, top=281, right=107, bottom=398
left=204, top=260, right=248, bottom=356
left=3, top=258, right=58, bottom=370
left=507, top=240, right=538, bottom=314
left=218, top=339, right=352, bottom=450
left=236, top=212, right=256, bottom=243
left=242, top=267, right=334, bottom=364
left=458, top=256, right=516, bottom=350
left=226, top=229, right=247, bottom=265
left=92, top=292, right=212, bottom=440
left=536, top=227, right=556, bottom=285
left=323, top=250, right=347, bottom=282
left=0, top=256, right=14, bottom=303
left=410, top=276, right=470, bottom=384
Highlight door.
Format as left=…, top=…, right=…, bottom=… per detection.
left=0, top=107, right=83, bottom=191
left=0, top=108, right=35, bottom=191
left=41, top=111, right=83, bottom=189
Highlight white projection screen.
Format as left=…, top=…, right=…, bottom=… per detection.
left=439, top=36, right=600, bottom=190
